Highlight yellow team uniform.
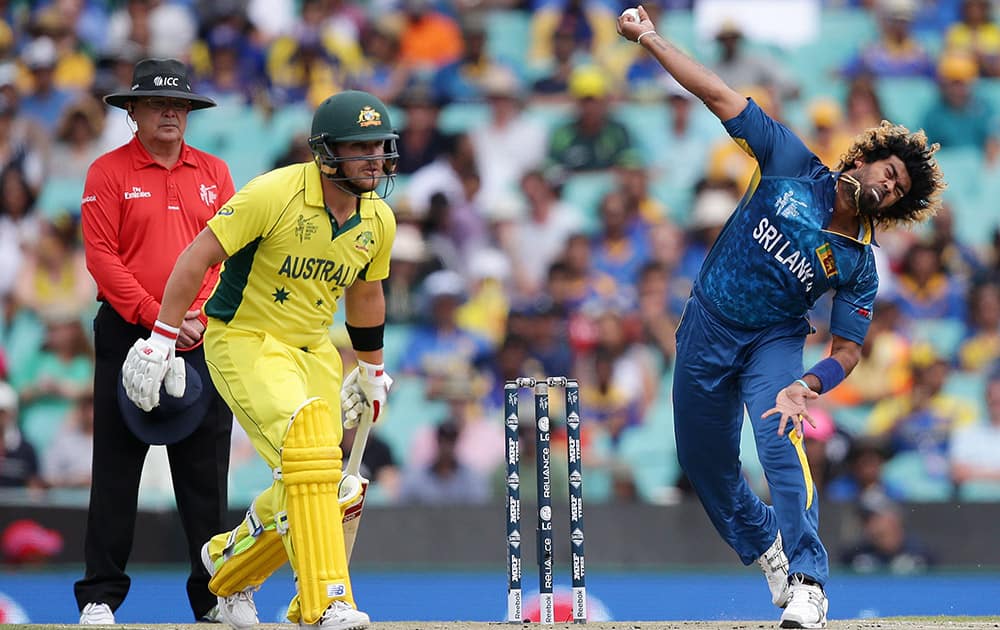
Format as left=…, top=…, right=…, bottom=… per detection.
left=200, top=160, right=396, bottom=622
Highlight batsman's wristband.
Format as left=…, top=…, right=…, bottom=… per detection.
left=151, top=320, right=179, bottom=348
left=345, top=322, right=384, bottom=352
left=804, top=357, right=845, bottom=394
left=637, top=30, right=657, bottom=45
left=794, top=379, right=813, bottom=392
left=356, top=359, right=385, bottom=380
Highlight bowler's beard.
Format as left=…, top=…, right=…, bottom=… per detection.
left=839, top=172, right=880, bottom=218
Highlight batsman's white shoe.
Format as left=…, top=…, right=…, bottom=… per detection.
left=79, top=602, right=115, bottom=625
left=201, top=542, right=259, bottom=629
left=199, top=604, right=221, bottom=623
left=300, top=600, right=370, bottom=630
left=757, top=531, right=790, bottom=607
left=779, top=575, right=828, bottom=629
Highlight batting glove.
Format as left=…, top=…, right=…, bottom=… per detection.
left=340, top=360, right=393, bottom=429
left=340, top=378, right=365, bottom=428
left=122, top=321, right=185, bottom=412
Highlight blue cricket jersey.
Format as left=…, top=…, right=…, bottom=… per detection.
left=693, top=99, right=878, bottom=345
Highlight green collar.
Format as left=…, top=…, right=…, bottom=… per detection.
left=326, top=199, right=362, bottom=239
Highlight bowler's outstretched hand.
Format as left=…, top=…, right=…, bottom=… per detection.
left=762, top=382, right=819, bottom=438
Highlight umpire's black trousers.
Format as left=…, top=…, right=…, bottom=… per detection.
left=74, top=304, right=233, bottom=619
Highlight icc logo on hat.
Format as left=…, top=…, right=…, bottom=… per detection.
left=104, top=59, right=215, bottom=110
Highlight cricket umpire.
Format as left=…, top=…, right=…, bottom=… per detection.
left=75, top=58, right=236, bottom=624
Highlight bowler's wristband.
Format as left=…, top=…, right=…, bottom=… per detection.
left=637, top=30, right=657, bottom=45
left=346, top=322, right=384, bottom=352
left=804, top=357, right=845, bottom=394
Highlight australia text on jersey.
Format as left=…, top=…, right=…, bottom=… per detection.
left=278, top=255, right=360, bottom=288
left=752, top=216, right=815, bottom=291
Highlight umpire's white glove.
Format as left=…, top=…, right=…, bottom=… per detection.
left=340, top=360, right=393, bottom=428
left=122, top=321, right=186, bottom=412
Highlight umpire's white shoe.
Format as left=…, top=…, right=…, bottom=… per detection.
left=201, top=542, right=259, bottom=629
left=301, top=600, right=370, bottom=630
left=779, top=575, right=828, bottom=629
left=79, top=602, right=115, bottom=624
left=757, top=531, right=790, bottom=607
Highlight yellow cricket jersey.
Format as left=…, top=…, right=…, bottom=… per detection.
left=204, top=161, right=396, bottom=349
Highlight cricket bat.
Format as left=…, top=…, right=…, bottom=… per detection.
left=340, top=413, right=373, bottom=563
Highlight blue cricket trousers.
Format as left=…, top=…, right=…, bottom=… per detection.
left=673, top=293, right=828, bottom=585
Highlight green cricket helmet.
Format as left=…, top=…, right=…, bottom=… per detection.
left=308, top=90, right=399, bottom=195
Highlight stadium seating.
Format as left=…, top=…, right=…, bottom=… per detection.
left=485, top=9, right=533, bottom=72
left=3, top=311, right=46, bottom=382
left=878, top=77, right=938, bottom=129
left=787, top=8, right=878, bottom=101
left=9, top=3, right=1000, bottom=513
left=228, top=457, right=275, bottom=509
left=978, top=79, right=1000, bottom=109
left=613, top=102, right=670, bottom=162
left=374, top=375, right=449, bottom=465
left=266, top=103, right=313, bottom=160
left=909, top=317, right=967, bottom=361
left=833, top=404, right=875, bottom=436
left=524, top=101, right=573, bottom=132
left=559, top=171, right=617, bottom=233
left=36, top=177, right=85, bottom=220
left=933, top=147, right=993, bottom=247
left=616, top=410, right=681, bottom=504
left=880, top=451, right=954, bottom=501
left=381, top=323, right=414, bottom=375
left=958, top=480, right=1000, bottom=501
left=21, top=404, right=69, bottom=456
left=438, top=102, right=491, bottom=135
left=659, top=10, right=704, bottom=61
left=943, top=371, right=987, bottom=418
left=581, top=428, right=614, bottom=503
left=740, top=418, right=768, bottom=498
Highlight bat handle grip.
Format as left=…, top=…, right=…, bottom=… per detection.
left=345, top=414, right=373, bottom=477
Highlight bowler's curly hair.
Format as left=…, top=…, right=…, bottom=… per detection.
left=837, top=121, right=946, bottom=228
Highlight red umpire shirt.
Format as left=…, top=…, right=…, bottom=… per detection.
left=81, top=136, right=234, bottom=331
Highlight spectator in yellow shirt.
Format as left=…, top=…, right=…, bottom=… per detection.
left=867, top=345, right=977, bottom=456
left=944, top=0, right=1000, bottom=77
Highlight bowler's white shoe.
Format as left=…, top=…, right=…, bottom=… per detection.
left=201, top=542, right=259, bottom=629
left=79, top=602, right=115, bottom=625
left=300, top=600, right=370, bottom=630
left=757, top=531, right=790, bottom=607
left=780, top=575, right=828, bottom=629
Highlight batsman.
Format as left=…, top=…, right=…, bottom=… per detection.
left=120, top=90, right=399, bottom=630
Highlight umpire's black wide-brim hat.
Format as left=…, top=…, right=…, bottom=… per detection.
left=104, top=58, right=216, bottom=110
left=117, top=360, right=212, bottom=445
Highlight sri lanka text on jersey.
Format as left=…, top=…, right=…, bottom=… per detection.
left=752, top=217, right=815, bottom=291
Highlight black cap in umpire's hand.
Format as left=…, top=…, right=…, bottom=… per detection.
left=117, top=360, right=212, bottom=445
left=103, top=58, right=217, bottom=110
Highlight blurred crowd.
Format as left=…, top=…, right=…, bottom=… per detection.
left=1, top=0, right=1000, bottom=571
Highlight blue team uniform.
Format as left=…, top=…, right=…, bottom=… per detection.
left=673, top=99, right=878, bottom=586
